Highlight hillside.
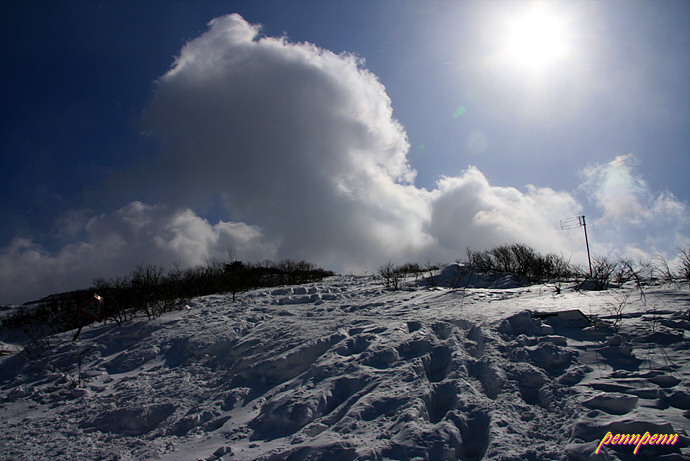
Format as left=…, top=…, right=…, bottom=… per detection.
left=1, top=272, right=689, bottom=460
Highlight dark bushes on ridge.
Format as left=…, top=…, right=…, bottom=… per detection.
left=466, top=244, right=575, bottom=283
left=4, top=259, right=334, bottom=337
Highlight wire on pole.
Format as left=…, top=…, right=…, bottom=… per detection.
left=560, top=215, right=593, bottom=277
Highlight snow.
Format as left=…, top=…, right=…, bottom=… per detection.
left=1, top=271, right=689, bottom=460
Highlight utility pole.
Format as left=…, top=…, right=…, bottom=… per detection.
left=581, top=216, right=592, bottom=277
left=560, top=215, right=593, bottom=277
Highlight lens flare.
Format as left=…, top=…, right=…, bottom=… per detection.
left=452, top=106, right=467, bottom=118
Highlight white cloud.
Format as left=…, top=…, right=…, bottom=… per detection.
left=129, top=13, right=426, bottom=269
left=579, top=153, right=690, bottom=258
left=581, top=154, right=650, bottom=222
left=580, top=153, right=689, bottom=225
left=425, top=167, right=584, bottom=262
left=1, top=14, right=687, bottom=304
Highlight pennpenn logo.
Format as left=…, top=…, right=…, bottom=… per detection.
left=596, top=431, right=678, bottom=455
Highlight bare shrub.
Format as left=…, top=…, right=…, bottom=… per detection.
left=587, top=257, right=621, bottom=290
left=677, top=246, right=690, bottom=283
left=619, top=259, right=649, bottom=303
left=130, top=264, right=165, bottom=319
left=224, top=260, right=245, bottom=302
left=466, top=244, right=575, bottom=283
left=490, top=245, right=515, bottom=273
left=604, top=291, right=632, bottom=333
left=378, top=261, right=403, bottom=291
left=396, top=262, right=425, bottom=289
left=423, top=259, right=440, bottom=289
left=652, top=253, right=675, bottom=283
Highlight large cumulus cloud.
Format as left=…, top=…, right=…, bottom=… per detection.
left=1, top=14, right=687, bottom=304
left=130, top=13, right=429, bottom=270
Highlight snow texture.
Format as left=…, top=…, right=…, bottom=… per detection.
left=1, top=270, right=689, bottom=460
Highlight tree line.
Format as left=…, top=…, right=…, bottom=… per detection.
left=3, top=258, right=334, bottom=340
left=378, top=243, right=690, bottom=291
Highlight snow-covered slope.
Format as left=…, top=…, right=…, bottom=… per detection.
left=1, top=274, right=689, bottom=460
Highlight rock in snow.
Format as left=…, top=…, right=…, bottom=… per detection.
left=0, top=275, right=689, bottom=460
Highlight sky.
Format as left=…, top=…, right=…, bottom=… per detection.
left=1, top=0, right=689, bottom=305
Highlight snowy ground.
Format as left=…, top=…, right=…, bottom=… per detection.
left=1, top=270, right=689, bottom=460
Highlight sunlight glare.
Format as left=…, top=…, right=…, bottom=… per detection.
left=503, top=4, right=571, bottom=74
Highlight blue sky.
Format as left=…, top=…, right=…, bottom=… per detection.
left=1, top=0, right=689, bottom=304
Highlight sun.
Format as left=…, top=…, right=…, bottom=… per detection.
left=502, top=4, right=571, bottom=74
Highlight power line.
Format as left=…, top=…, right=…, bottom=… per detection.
left=560, top=215, right=592, bottom=277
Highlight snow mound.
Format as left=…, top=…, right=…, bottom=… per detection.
left=425, top=263, right=523, bottom=289
left=582, top=392, right=639, bottom=415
